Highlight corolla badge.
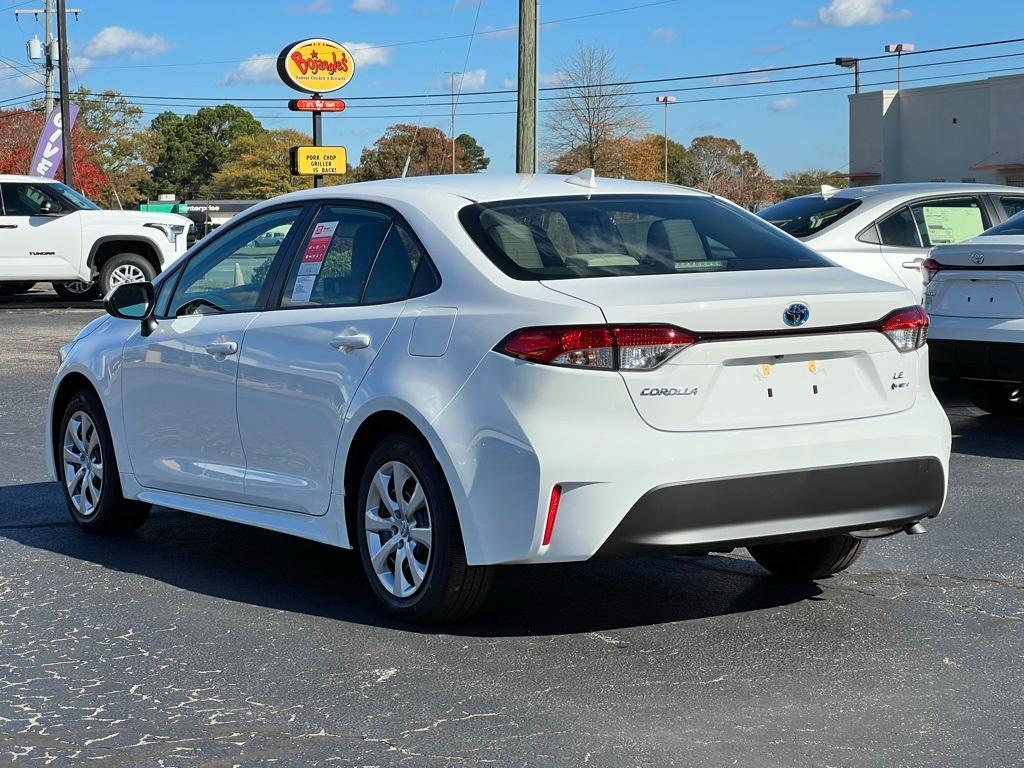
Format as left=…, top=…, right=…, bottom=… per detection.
left=970, top=252, right=985, bottom=265
left=782, top=302, right=810, bottom=327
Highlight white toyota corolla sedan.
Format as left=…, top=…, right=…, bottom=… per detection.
left=47, top=173, right=952, bottom=621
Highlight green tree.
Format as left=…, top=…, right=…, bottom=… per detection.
left=454, top=133, right=489, bottom=172
left=775, top=167, right=849, bottom=200
left=680, top=136, right=776, bottom=210
left=205, top=129, right=313, bottom=198
left=151, top=105, right=266, bottom=198
left=352, top=123, right=468, bottom=181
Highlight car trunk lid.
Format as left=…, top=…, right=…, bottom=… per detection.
left=926, top=239, right=1024, bottom=319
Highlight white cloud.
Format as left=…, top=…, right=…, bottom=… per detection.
left=792, top=0, right=911, bottom=28
left=218, top=53, right=277, bottom=85
left=458, top=68, right=486, bottom=90
left=290, top=0, right=332, bottom=12
left=770, top=97, right=799, bottom=111
left=81, top=26, right=173, bottom=59
left=650, top=27, right=677, bottom=44
left=342, top=41, right=392, bottom=67
left=351, top=0, right=397, bottom=12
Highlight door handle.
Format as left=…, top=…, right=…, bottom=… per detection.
left=0, top=224, right=17, bottom=229
left=205, top=341, right=238, bottom=356
left=330, top=332, right=371, bottom=351
left=902, top=258, right=925, bottom=269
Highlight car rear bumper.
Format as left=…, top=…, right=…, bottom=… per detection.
left=929, top=339, right=1024, bottom=383
left=596, top=457, right=944, bottom=557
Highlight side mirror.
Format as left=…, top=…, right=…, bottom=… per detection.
left=104, top=281, right=158, bottom=336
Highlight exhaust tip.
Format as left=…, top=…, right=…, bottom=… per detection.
left=905, top=522, right=927, bottom=536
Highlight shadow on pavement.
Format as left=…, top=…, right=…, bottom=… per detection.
left=933, top=377, right=1024, bottom=461
left=0, top=288, right=102, bottom=310
left=0, top=480, right=821, bottom=637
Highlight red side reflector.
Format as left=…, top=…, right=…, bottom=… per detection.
left=542, top=484, right=562, bottom=546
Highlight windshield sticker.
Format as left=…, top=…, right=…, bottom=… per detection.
left=921, top=207, right=984, bottom=244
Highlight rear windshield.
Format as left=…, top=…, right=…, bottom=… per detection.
left=459, top=194, right=831, bottom=281
left=982, top=210, right=1024, bottom=237
left=758, top=195, right=862, bottom=238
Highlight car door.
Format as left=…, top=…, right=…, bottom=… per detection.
left=121, top=205, right=307, bottom=503
left=0, top=182, right=83, bottom=280
left=874, top=195, right=990, bottom=300
left=236, top=203, right=435, bottom=515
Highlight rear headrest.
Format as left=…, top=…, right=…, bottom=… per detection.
left=489, top=222, right=544, bottom=269
left=646, top=219, right=706, bottom=262
left=351, top=220, right=391, bottom=278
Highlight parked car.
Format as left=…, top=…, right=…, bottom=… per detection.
left=0, top=174, right=191, bottom=300
left=47, top=173, right=951, bottom=622
left=925, top=210, right=1024, bottom=415
left=759, top=183, right=1024, bottom=302
left=253, top=230, right=286, bottom=248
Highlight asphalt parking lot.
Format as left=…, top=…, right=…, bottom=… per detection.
left=1, top=288, right=1022, bottom=767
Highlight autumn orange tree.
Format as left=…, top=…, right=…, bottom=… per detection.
left=680, top=136, right=776, bottom=210
left=352, top=124, right=489, bottom=181
left=0, top=108, right=108, bottom=197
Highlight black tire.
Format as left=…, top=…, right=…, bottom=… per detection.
left=0, top=281, right=35, bottom=296
left=53, top=281, right=100, bottom=301
left=355, top=433, right=492, bottom=622
left=57, top=389, right=150, bottom=534
left=98, top=252, right=156, bottom=298
left=966, top=381, right=1024, bottom=417
left=748, top=534, right=866, bottom=580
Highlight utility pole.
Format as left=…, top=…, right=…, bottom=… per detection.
left=445, top=71, right=459, bottom=174
left=56, top=0, right=72, bottom=186
left=655, top=95, right=677, bottom=183
left=15, top=0, right=65, bottom=115
left=515, top=0, right=537, bottom=174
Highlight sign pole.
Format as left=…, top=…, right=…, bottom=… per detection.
left=311, top=92, right=323, bottom=189
left=56, top=0, right=72, bottom=186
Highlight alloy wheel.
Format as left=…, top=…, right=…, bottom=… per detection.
left=62, top=281, right=95, bottom=294
left=364, top=460, right=433, bottom=598
left=63, top=411, right=103, bottom=516
left=109, top=264, right=146, bottom=288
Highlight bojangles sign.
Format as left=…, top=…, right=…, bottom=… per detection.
left=277, top=38, right=356, bottom=93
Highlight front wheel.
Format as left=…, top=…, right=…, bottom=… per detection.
left=98, top=253, right=155, bottom=298
left=966, top=381, right=1024, bottom=417
left=58, top=389, right=150, bottom=534
left=355, top=434, right=492, bottom=622
left=748, top=534, right=866, bottom=580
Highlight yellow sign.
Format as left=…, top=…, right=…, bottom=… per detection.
left=277, top=39, right=355, bottom=93
left=290, top=146, right=347, bottom=176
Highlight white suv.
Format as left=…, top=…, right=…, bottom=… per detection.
left=0, top=174, right=191, bottom=300
left=47, top=174, right=951, bottom=622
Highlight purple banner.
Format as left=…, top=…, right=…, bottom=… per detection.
left=28, top=104, right=79, bottom=179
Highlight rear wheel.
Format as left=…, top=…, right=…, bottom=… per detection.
left=0, top=281, right=35, bottom=296
left=966, top=381, right=1024, bottom=417
left=355, top=433, right=492, bottom=622
left=59, top=389, right=150, bottom=534
left=53, top=281, right=100, bottom=301
left=748, top=534, right=865, bottom=580
left=98, top=253, right=155, bottom=298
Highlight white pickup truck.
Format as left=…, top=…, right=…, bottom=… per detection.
left=0, top=174, right=191, bottom=300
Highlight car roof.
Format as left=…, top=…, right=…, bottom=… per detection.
left=264, top=173, right=712, bottom=208
left=0, top=174, right=59, bottom=183
left=783, top=182, right=1023, bottom=207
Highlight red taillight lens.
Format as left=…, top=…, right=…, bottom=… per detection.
left=498, top=326, right=615, bottom=369
left=497, top=324, right=695, bottom=371
left=879, top=305, right=929, bottom=352
left=542, top=484, right=561, bottom=546
left=921, top=258, right=942, bottom=285
left=612, top=325, right=697, bottom=370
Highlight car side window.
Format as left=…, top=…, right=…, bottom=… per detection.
left=280, top=206, right=393, bottom=308
left=167, top=207, right=301, bottom=317
left=998, top=195, right=1024, bottom=219
left=908, top=197, right=986, bottom=247
left=1, top=183, right=63, bottom=216
left=877, top=206, right=922, bottom=248
left=362, top=222, right=427, bottom=304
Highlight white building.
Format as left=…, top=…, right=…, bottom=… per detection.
left=848, top=74, right=1024, bottom=188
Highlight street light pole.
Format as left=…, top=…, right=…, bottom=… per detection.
left=444, top=71, right=459, bottom=174
left=885, top=43, right=915, bottom=91
left=834, top=57, right=860, bottom=94
left=655, top=95, right=677, bottom=184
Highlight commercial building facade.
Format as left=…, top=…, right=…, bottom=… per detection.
left=848, top=74, right=1024, bottom=188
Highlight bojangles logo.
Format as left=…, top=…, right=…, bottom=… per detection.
left=277, top=38, right=355, bottom=93
left=290, top=47, right=350, bottom=77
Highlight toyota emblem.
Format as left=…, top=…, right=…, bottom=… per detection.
left=970, top=252, right=985, bottom=265
left=783, top=302, right=810, bottom=327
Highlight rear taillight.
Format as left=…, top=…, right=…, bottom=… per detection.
left=497, top=324, right=695, bottom=371
left=879, top=306, right=929, bottom=352
left=921, top=258, right=942, bottom=285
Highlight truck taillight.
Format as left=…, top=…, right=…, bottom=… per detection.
left=497, top=325, right=695, bottom=371
left=879, top=306, right=929, bottom=352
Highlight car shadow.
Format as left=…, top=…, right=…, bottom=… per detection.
left=933, top=377, right=1024, bottom=461
left=0, top=481, right=821, bottom=637
left=0, top=288, right=102, bottom=310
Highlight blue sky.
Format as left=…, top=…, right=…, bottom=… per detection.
left=2, top=0, right=1022, bottom=176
